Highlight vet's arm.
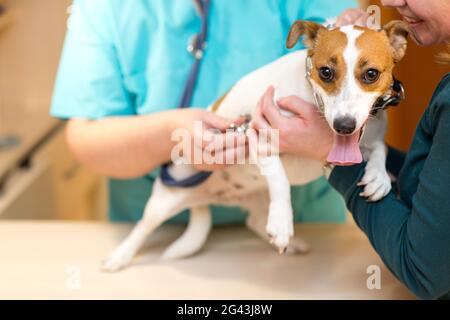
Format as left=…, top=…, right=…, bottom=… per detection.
left=329, top=90, right=450, bottom=299
left=66, top=109, right=235, bottom=178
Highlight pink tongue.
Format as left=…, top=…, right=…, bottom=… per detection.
left=327, top=130, right=363, bottom=166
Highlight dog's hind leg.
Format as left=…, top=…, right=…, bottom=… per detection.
left=101, top=179, right=191, bottom=272
left=161, top=205, right=212, bottom=261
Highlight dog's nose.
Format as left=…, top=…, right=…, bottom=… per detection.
left=333, top=117, right=356, bottom=135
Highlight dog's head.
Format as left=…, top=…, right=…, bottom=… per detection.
left=287, top=20, right=409, bottom=165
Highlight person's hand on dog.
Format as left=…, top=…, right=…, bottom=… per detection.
left=172, top=109, right=247, bottom=172
left=336, top=8, right=370, bottom=27
left=252, top=86, right=333, bottom=163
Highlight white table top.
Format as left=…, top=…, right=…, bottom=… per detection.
left=0, top=221, right=415, bottom=300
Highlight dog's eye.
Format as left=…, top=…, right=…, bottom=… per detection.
left=362, top=69, right=380, bottom=84
left=319, top=67, right=335, bottom=83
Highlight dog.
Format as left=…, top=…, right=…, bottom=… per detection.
left=101, top=20, right=409, bottom=272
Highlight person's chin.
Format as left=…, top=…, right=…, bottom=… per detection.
left=409, top=23, right=437, bottom=46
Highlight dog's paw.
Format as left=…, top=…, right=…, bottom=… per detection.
left=358, top=165, right=392, bottom=202
left=266, top=203, right=294, bottom=252
left=100, top=250, right=133, bottom=273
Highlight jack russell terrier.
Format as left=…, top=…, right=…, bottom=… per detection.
left=101, top=20, right=409, bottom=272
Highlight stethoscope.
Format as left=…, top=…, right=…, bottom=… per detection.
left=160, top=0, right=213, bottom=187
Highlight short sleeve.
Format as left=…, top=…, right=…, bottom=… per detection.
left=50, top=0, right=134, bottom=120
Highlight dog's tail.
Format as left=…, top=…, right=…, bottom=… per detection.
left=161, top=205, right=212, bottom=260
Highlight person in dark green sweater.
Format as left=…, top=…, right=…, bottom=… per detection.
left=254, top=0, right=450, bottom=300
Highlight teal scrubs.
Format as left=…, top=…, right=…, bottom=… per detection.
left=51, top=0, right=357, bottom=224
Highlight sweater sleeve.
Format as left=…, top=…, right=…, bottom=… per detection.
left=329, top=78, right=450, bottom=300
left=386, top=146, right=406, bottom=178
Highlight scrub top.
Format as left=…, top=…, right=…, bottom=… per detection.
left=51, top=0, right=357, bottom=224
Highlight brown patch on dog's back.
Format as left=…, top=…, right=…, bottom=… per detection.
left=232, top=183, right=244, bottom=190
left=221, top=171, right=231, bottom=181
left=211, top=91, right=229, bottom=113
left=355, top=29, right=395, bottom=94
left=353, top=25, right=367, bottom=32
left=309, top=28, right=348, bottom=95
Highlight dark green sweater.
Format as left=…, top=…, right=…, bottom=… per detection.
left=329, top=73, right=450, bottom=300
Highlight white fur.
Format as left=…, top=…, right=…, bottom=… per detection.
left=101, top=27, right=393, bottom=271
left=161, top=205, right=212, bottom=260
left=359, top=111, right=392, bottom=201
left=339, top=26, right=391, bottom=201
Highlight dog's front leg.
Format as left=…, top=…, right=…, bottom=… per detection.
left=246, top=201, right=310, bottom=255
left=257, top=155, right=294, bottom=252
left=358, top=113, right=392, bottom=202
left=359, top=140, right=392, bottom=202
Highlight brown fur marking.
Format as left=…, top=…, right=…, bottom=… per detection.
left=355, top=29, right=395, bottom=93
left=286, top=20, right=326, bottom=49
left=211, top=91, right=229, bottom=113
left=310, top=28, right=348, bottom=95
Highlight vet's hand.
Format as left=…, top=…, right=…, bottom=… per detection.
left=252, top=87, right=333, bottom=162
left=336, top=8, right=370, bottom=27
left=172, top=109, right=247, bottom=171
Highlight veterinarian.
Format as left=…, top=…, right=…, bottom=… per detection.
left=51, top=0, right=358, bottom=223
left=254, top=0, right=450, bottom=300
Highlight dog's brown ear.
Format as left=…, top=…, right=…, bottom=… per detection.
left=383, top=20, right=410, bottom=63
left=286, top=20, right=325, bottom=49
